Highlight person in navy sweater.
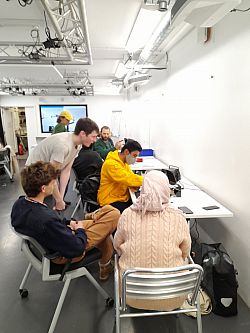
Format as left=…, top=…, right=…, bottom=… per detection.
left=11, top=161, right=119, bottom=280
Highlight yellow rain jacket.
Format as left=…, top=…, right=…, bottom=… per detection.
left=98, top=150, right=143, bottom=206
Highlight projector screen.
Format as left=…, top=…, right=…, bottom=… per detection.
left=39, top=104, right=88, bottom=133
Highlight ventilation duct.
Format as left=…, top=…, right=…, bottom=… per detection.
left=125, top=74, right=151, bottom=88
left=138, top=0, right=241, bottom=64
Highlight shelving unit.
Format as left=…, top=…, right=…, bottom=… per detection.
left=16, top=108, right=28, bottom=152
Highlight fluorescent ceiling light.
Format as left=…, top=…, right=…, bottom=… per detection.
left=115, top=62, right=128, bottom=79
left=51, top=64, right=64, bottom=79
left=126, top=8, right=165, bottom=53
left=75, top=58, right=89, bottom=63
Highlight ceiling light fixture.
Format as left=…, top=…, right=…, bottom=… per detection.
left=125, top=7, right=165, bottom=53
left=51, top=62, right=64, bottom=79
left=158, top=0, right=168, bottom=12
left=114, top=62, right=128, bottom=79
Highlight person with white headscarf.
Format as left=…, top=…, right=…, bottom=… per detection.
left=114, top=170, right=191, bottom=311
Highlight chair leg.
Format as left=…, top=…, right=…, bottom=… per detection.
left=85, top=269, right=110, bottom=299
left=48, top=278, right=71, bottom=333
left=71, top=197, right=81, bottom=219
left=19, top=263, right=32, bottom=290
left=4, top=164, right=13, bottom=180
left=196, top=296, right=203, bottom=333
left=115, top=290, right=121, bottom=333
left=83, top=201, right=88, bottom=216
left=114, top=257, right=121, bottom=333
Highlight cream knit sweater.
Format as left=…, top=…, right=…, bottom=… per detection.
left=114, top=206, right=191, bottom=311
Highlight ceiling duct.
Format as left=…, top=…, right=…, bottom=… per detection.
left=122, top=0, right=241, bottom=90
left=139, top=0, right=242, bottom=65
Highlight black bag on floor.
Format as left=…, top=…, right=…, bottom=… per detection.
left=201, top=243, right=238, bottom=317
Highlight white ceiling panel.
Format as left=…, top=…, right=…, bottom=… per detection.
left=85, top=0, right=141, bottom=48
left=0, top=64, right=65, bottom=82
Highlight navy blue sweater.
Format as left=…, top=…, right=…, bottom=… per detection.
left=11, top=196, right=87, bottom=258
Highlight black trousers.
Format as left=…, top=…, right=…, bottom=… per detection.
left=110, top=199, right=133, bottom=213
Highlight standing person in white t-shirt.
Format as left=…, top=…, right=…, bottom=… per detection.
left=26, top=118, right=99, bottom=211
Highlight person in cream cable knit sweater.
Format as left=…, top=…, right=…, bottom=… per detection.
left=114, top=170, right=191, bottom=311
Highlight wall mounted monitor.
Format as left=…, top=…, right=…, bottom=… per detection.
left=39, top=104, right=88, bottom=133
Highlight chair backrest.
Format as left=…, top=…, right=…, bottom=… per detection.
left=121, top=264, right=203, bottom=311
left=0, top=148, right=10, bottom=164
left=16, top=232, right=62, bottom=281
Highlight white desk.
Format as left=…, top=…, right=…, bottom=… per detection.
left=130, top=177, right=233, bottom=219
left=131, top=156, right=168, bottom=171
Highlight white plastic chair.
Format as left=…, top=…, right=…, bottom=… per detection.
left=114, top=255, right=203, bottom=333
left=16, top=233, right=114, bottom=333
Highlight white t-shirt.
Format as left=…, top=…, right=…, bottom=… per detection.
left=26, top=132, right=80, bottom=169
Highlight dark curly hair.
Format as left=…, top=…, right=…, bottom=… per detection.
left=21, top=161, right=60, bottom=197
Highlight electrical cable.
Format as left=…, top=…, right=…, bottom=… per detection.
left=190, top=219, right=200, bottom=242
left=18, top=0, right=33, bottom=7
left=44, top=11, right=52, bottom=40
left=231, top=7, right=250, bottom=12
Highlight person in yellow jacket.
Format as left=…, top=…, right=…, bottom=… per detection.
left=98, top=139, right=143, bottom=213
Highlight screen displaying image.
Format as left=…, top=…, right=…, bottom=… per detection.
left=39, top=104, right=88, bottom=133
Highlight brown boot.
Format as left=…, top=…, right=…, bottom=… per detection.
left=99, top=260, right=114, bottom=281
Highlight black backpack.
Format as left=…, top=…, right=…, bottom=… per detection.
left=79, top=173, right=100, bottom=211
left=200, top=243, right=238, bottom=317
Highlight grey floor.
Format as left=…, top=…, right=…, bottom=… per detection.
left=1, top=167, right=250, bottom=333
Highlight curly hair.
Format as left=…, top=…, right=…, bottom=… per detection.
left=21, top=161, right=60, bottom=197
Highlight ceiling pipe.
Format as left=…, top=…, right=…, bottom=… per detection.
left=39, top=0, right=74, bottom=61
left=137, top=1, right=174, bottom=65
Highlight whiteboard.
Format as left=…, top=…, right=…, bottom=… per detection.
left=111, top=110, right=122, bottom=137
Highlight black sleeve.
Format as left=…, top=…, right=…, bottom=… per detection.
left=42, top=218, right=87, bottom=258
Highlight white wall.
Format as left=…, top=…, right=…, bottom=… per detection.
left=0, top=95, right=125, bottom=150
left=120, top=2, right=250, bottom=307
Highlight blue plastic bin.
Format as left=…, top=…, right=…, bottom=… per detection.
left=139, top=149, right=154, bottom=157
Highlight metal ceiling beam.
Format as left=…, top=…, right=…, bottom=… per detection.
left=76, top=0, right=93, bottom=65
left=0, top=83, right=92, bottom=89
left=0, top=57, right=89, bottom=65
left=39, top=0, right=92, bottom=65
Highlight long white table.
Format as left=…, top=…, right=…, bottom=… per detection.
left=130, top=156, right=168, bottom=171
left=129, top=176, right=233, bottom=219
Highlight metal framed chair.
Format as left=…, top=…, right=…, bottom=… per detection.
left=114, top=255, right=203, bottom=333
left=16, top=233, right=113, bottom=333
left=0, top=147, right=13, bottom=181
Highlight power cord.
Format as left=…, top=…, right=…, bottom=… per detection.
left=190, top=219, right=200, bottom=243
left=231, top=7, right=250, bottom=12
left=18, top=0, right=33, bottom=7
